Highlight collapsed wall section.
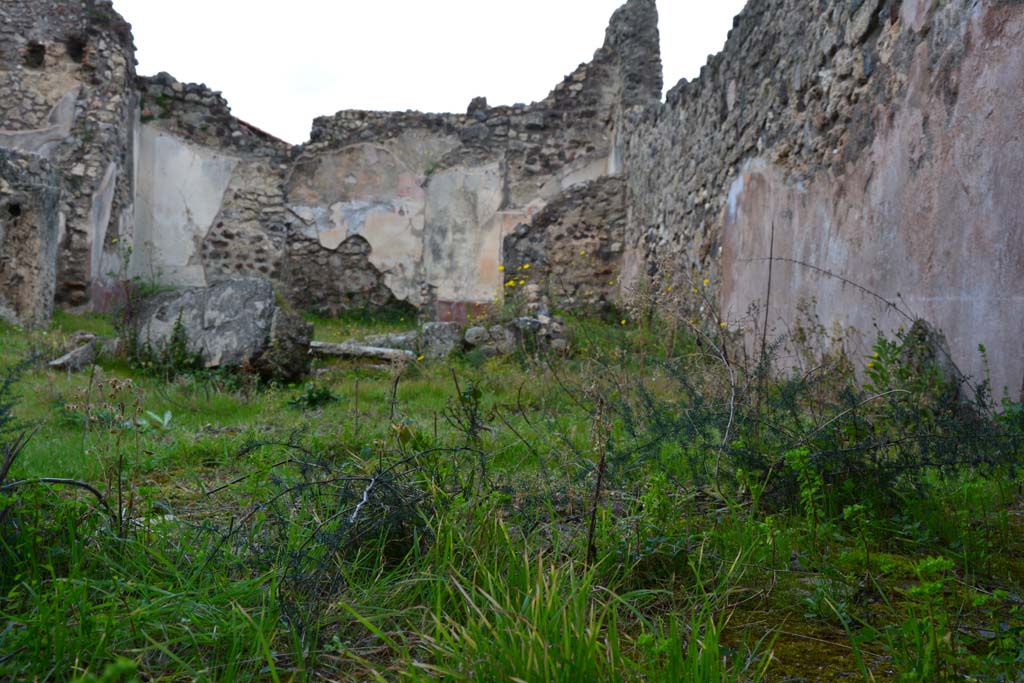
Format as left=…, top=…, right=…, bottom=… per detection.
left=0, top=0, right=136, bottom=309
left=296, top=33, right=651, bottom=316
left=0, top=0, right=661, bottom=322
left=503, top=176, right=626, bottom=309
left=623, top=0, right=1024, bottom=397
left=0, top=150, right=61, bottom=327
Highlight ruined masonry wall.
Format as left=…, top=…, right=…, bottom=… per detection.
left=622, top=0, right=1024, bottom=397
left=0, top=150, right=61, bottom=327
left=7, top=0, right=1017, bottom=397
left=0, top=0, right=136, bottom=311
left=0, top=0, right=661, bottom=323
left=132, top=74, right=293, bottom=289
left=503, top=176, right=626, bottom=309
left=155, top=0, right=662, bottom=317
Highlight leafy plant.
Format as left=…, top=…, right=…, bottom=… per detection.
left=288, top=383, right=339, bottom=410
left=127, top=314, right=205, bottom=380
left=883, top=556, right=959, bottom=681
left=138, top=410, right=173, bottom=432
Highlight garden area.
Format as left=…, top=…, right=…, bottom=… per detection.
left=1, top=304, right=1022, bottom=681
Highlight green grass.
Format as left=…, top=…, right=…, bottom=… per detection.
left=305, top=308, right=418, bottom=343
left=0, top=311, right=1022, bottom=681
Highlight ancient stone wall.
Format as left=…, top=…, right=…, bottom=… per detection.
left=0, top=0, right=136, bottom=309
left=132, top=73, right=293, bottom=289
left=0, top=0, right=660, bottom=322
left=145, top=0, right=661, bottom=317
left=6, top=0, right=1018, bottom=397
left=503, top=176, right=626, bottom=309
left=622, top=0, right=1024, bottom=397
left=0, top=150, right=61, bottom=327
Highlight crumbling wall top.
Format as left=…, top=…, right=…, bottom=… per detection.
left=139, top=73, right=291, bottom=158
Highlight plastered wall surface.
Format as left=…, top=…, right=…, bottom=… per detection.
left=423, top=162, right=506, bottom=305
left=117, top=0, right=661, bottom=317
left=286, top=141, right=433, bottom=304
left=721, top=5, right=1024, bottom=396
left=132, top=125, right=238, bottom=287
left=623, top=0, right=1024, bottom=396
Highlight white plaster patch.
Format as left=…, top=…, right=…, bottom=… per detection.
left=89, top=162, right=118, bottom=285
left=0, top=86, right=81, bottom=157
left=726, top=173, right=745, bottom=225
left=133, top=125, right=238, bottom=286
left=362, top=211, right=424, bottom=301
left=423, top=162, right=506, bottom=303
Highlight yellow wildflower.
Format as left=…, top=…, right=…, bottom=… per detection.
left=417, top=355, right=425, bottom=362
left=498, top=265, right=505, bottom=272
left=720, top=322, right=728, bottom=329
left=620, top=320, right=627, bottom=326
left=523, top=264, right=531, bottom=270
left=703, top=278, right=710, bottom=286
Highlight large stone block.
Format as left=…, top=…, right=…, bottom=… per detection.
left=132, top=277, right=312, bottom=382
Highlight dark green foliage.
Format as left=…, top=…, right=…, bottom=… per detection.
left=580, top=321, right=1022, bottom=517
left=287, top=383, right=339, bottom=410
left=1, top=309, right=1022, bottom=681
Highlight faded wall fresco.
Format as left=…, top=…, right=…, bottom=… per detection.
left=122, top=0, right=661, bottom=316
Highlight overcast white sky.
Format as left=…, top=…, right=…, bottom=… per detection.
left=110, top=1, right=748, bottom=144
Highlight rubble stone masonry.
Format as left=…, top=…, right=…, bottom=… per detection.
left=0, top=0, right=1021, bottom=395
left=621, top=0, right=1024, bottom=396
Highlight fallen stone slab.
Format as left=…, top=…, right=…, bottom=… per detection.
left=131, top=277, right=312, bottom=382
left=49, top=337, right=121, bottom=372
left=49, top=342, right=98, bottom=372
left=420, top=322, right=462, bottom=359
left=310, top=341, right=416, bottom=362
left=363, top=331, right=419, bottom=351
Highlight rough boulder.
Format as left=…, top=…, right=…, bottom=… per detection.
left=132, top=277, right=312, bottom=381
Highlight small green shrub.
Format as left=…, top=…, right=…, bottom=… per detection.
left=288, top=383, right=339, bottom=410
left=126, top=315, right=205, bottom=380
